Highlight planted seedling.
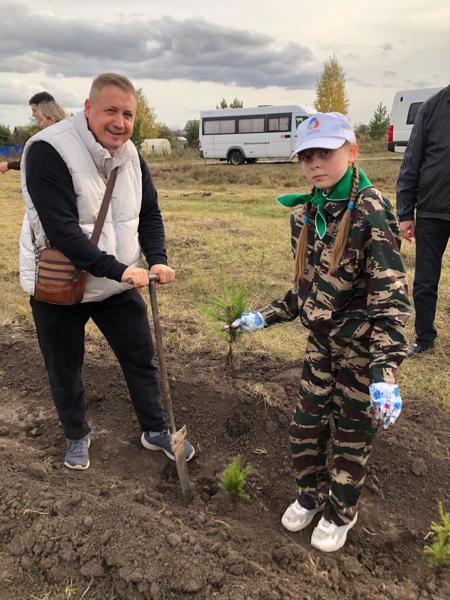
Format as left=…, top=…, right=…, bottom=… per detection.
left=424, top=500, right=450, bottom=568
left=218, top=455, right=252, bottom=502
left=203, top=276, right=249, bottom=374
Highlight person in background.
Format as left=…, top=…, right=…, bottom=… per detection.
left=34, top=100, right=67, bottom=129
left=396, top=84, right=450, bottom=358
left=29, top=91, right=55, bottom=119
left=20, top=72, right=195, bottom=470
left=0, top=157, right=21, bottom=173
left=0, top=91, right=56, bottom=174
left=232, top=112, right=410, bottom=552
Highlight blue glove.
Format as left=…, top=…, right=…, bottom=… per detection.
left=369, top=383, right=402, bottom=429
left=231, top=311, right=266, bottom=333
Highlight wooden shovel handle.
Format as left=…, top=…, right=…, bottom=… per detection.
left=148, top=277, right=177, bottom=433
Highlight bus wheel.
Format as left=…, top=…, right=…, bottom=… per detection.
left=246, top=158, right=257, bottom=164
left=229, top=150, right=245, bottom=165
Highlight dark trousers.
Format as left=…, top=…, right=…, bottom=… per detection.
left=414, top=217, right=450, bottom=347
left=31, top=289, right=166, bottom=440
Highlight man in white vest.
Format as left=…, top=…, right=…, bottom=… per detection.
left=20, top=73, right=195, bottom=470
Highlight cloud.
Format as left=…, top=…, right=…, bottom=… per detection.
left=0, top=75, right=81, bottom=108
left=0, top=2, right=319, bottom=104
left=347, top=76, right=374, bottom=88
left=0, top=79, right=37, bottom=105
left=405, top=77, right=442, bottom=88
left=379, top=42, right=394, bottom=52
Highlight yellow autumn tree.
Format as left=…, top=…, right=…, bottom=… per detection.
left=314, top=55, right=349, bottom=115
left=135, top=88, right=159, bottom=139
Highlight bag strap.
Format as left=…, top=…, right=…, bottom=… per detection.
left=90, top=166, right=119, bottom=245
left=30, top=166, right=119, bottom=251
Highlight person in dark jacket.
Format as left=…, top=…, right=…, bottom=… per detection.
left=0, top=91, right=55, bottom=174
left=396, top=84, right=450, bottom=357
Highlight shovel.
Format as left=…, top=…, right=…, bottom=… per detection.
left=148, top=274, right=193, bottom=504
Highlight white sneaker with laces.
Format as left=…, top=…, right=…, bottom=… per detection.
left=310, top=513, right=358, bottom=552
left=281, top=500, right=325, bottom=532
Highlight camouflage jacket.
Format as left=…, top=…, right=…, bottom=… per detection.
left=259, top=187, right=411, bottom=384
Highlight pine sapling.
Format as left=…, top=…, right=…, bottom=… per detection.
left=218, top=455, right=252, bottom=502
left=203, top=277, right=249, bottom=373
left=424, top=501, right=450, bottom=568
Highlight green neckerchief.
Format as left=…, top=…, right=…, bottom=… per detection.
left=276, top=166, right=372, bottom=239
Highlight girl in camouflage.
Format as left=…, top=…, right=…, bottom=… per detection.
left=232, top=112, right=410, bottom=552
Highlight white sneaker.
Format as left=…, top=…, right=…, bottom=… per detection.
left=310, top=513, right=358, bottom=552
left=281, top=500, right=325, bottom=532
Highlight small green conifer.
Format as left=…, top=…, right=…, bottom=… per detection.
left=218, top=456, right=252, bottom=502
left=203, top=276, right=249, bottom=373
left=424, top=501, right=450, bottom=568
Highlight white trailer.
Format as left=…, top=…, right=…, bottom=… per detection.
left=387, top=87, right=442, bottom=153
left=199, top=104, right=311, bottom=164
left=141, top=138, right=172, bottom=156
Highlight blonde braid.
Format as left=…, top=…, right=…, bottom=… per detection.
left=330, top=164, right=359, bottom=273
left=294, top=202, right=312, bottom=282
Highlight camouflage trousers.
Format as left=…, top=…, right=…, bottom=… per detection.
left=289, top=333, right=377, bottom=526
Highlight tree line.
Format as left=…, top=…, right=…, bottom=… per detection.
left=0, top=122, right=40, bottom=146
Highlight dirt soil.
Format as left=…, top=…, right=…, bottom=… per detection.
left=0, top=322, right=449, bottom=600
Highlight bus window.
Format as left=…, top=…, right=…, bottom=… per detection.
left=406, top=102, right=423, bottom=125
left=267, top=115, right=290, bottom=132
left=295, top=115, right=308, bottom=128
left=237, top=117, right=265, bottom=133
left=203, top=119, right=236, bottom=135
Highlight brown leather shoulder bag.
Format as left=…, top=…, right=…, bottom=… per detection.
left=33, top=167, right=118, bottom=305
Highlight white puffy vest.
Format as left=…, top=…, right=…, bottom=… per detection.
left=20, top=111, right=143, bottom=302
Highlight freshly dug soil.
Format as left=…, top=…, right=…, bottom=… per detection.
left=0, top=323, right=449, bottom=599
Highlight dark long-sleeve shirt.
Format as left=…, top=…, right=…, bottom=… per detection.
left=26, top=141, right=167, bottom=282
left=396, top=85, right=450, bottom=222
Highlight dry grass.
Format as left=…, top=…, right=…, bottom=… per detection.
left=237, top=381, right=284, bottom=410
left=29, top=580, right=78, bottom=600
left=0, top=152, right=448, bottom=408
left=150, top=153, right=403, bottom=191
left=27, top=578, right=116, bottom=599
left=0, top=171, right=31, bottom=324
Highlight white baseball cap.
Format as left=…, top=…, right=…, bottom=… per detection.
left=292, top=112, right=356, bottom=156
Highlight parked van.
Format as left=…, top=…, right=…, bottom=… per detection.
left=199, top=105, right=311, bottom=164
left=387, top=88, right=441, bottom=153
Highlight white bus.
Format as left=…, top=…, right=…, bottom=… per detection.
left=387, top=87, right=441, bottom=153
left=199, top=105, right=311, bottom=165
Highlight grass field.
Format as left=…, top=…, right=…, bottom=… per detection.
left=0, top=154, right=448, bottom=407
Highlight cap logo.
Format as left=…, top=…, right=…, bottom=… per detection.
left=308, top=117, right=320, bottom=129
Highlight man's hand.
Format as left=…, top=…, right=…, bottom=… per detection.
left=399, top=220, right=415, bottom=242
left=0, top=162, right=9, bottom=174
left=149, top=264, right=175, bottom=285
left=121, top=266, right=151, bottom=289
left=369, top=383, right=402, bottom=429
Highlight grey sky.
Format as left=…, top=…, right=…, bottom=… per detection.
left=1, top=4, right=317, bottom=86
left=0, top=0, right=449, bottom=129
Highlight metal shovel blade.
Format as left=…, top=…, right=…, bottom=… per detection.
left=170, top=425, right=193, bottom=503
left=148, top=276, right=193, bottom=504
